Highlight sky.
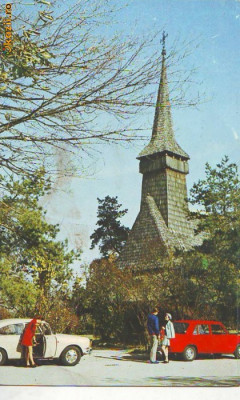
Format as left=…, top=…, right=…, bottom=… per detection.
left=41, top=0, right=240, bottom=272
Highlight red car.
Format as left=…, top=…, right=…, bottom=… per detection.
left=166, top=320, right=240, bottom=361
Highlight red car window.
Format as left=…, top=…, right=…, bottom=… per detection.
left=173, top=322, right=189, bottom=333
left=211, top=324, right=226, bottom=334
left=193, top=324, right=209, bottom=335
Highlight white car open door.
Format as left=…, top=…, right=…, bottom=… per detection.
left=41, top=323, right=57, bottom=358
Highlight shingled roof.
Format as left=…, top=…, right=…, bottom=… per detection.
left=138, top=45, right=189, bottom=160
left=117, top=195, right=202, bottom=270
left=146, top=195, right=199, bottom=252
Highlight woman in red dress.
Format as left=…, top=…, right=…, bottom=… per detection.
left=21, top=317, right=43, bottom=367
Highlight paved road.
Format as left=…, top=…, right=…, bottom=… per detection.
left=0, top=349, right=239, bottom=387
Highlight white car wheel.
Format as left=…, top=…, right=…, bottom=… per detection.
left=60, top=346, right=81, bottom=366
left=0, top=348, right=7, bottom=366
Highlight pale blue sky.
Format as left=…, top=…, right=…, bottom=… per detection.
left=41, top=0, right=240, bottom=271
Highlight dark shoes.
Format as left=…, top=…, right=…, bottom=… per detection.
left=163, top=360, right=169, bottom=363
left=25, top=364, right=37, bottom=368
left=150, top=361, right=159, bottom=364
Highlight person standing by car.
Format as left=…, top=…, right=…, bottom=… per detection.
left=160, top=313, right=175, bottom=363
left=147, top=307, right=160, bottom=364
left=21, top=316, right=43, bottom=367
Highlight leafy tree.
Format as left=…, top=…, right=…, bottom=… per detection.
left=0, top=170, right=80, bottom=314
left=90, top=196, right=130, bottom=257
left=0, top=306, right=12, bottom=320
left=190, top=155, right=239, bottom=219
left=182, top=156, right=240, bottom=326
left=72, top=255, right=180, bottom=345
left=189, top=156, right=240, bottom=267
left=0, top=0, right=200, bottom=176
left=0, top=256, right=40, bottom=316
left=72, top=256, right=129, bottom=341
left=45, top=294, right=80, bottom=334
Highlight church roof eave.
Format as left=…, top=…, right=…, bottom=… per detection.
left=137, top=145, right=190, bottom=160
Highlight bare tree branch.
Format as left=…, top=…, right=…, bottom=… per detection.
left=0, top=0, right=202, bottom=176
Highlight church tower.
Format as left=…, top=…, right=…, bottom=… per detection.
left=138, top=34, right=190, bottom=237
left=118, top=33, right=199, bottom=270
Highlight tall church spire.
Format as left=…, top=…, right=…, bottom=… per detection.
left=117, top=32, right=201, bottom=271
left=138, top=32, right=189, bottom=160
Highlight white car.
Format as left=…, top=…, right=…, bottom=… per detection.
left=0, top=318, right=92, bottom=366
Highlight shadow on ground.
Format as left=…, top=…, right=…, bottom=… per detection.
left=147, top=376, right=240, bottom=387
left=95, top=351, right=235, bottom=364
left=7, top=359, right=60, bottom=368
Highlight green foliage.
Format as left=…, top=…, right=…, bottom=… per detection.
left=0, top=256, right=39, bottom=316
left=184, top=156, right=240, bottom=326
left=0, top=170, right=80, bottom=315
left=190, top=156, right=239, bottom=215
left=90, top=196, right=130, bottom=257
left=72, top=256, right=129, bottom=340
left=72, top=255, right=176, bottom=344
left=44, top=295, right=80, bottom=334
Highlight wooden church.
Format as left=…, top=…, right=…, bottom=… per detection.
left=118, top=36, right=201, bottom=270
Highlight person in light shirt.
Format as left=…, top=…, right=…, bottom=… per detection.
left=159, top=313, right=175, bottom=363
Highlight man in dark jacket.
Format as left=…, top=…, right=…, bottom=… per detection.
left=147, top=307, right=160, bottom=364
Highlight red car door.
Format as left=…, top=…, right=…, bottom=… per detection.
left=192, top=323, right=211, bottom=353
left=210, top=323, right=230, bottom=353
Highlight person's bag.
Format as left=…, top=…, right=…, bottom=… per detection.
left=16, top=332, right=24, bottom=353
left=160, top=327, right=165, bottom=341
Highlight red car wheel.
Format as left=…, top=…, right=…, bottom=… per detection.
left=234, top=345, right=240, bottom=359
left=182, top=346, right=197, bottom=361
